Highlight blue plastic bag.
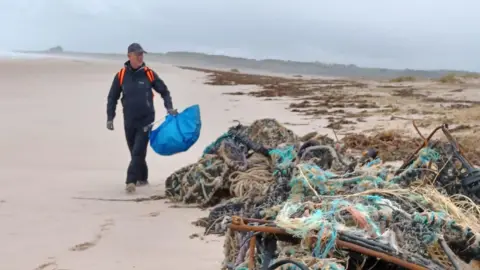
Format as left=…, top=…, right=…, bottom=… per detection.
left=149, top=104, right=202, bottom=156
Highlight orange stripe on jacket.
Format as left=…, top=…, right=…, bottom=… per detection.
left=117, top=67, right=155, bottom=97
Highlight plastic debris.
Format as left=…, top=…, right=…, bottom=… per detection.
left=165, top=119, right=480, bottom=269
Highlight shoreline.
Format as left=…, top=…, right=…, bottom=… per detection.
left=14, top=49, right=479, bottom=80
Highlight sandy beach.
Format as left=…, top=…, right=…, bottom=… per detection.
left=1, top=55, right=334, bottom=270
left=0, top=57, right=257, bottom=270
left=2, top=55, right=480, bottom=270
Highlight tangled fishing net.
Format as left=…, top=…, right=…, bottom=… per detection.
left=164, top=119, right=480, bottom=269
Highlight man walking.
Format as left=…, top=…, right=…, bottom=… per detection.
left=106, top=43, right=177, bottom=193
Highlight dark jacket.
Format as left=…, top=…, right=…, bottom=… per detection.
left=107, top=61, right=173, bottom=128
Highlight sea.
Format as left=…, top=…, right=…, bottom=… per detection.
left=0, top=50, right=53, bottom=59
left=0, top=50, right=98, bottom=61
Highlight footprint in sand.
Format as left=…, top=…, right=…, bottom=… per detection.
left=147, top=211, right=161, bottom=217
left=69, top=219, right=114, bottom=252
left=34, top=258, right=57, bottom=270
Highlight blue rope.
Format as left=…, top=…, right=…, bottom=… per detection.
left=365, top=157, right=382, bottom=167
left=202, top=132, right=230, bottom=155
left=270, top=145, right=296, bottom=176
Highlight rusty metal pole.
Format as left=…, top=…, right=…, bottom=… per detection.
left=336, top=240, right=428, bottom=270
left=230, top=220, right=429, bottom=270
left=248, top=236, right=256, bottom=270
left=398, top=125, right=444, bottom=172
left=441, top=125, right=474, bottom=166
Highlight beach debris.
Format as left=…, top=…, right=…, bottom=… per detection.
left=164, top=118, right=480, bottom=269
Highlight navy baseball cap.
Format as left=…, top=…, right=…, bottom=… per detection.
left=128, top=43, right=147, bottom=54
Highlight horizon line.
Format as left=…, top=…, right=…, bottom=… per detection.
left=12, top=48, right=478, bottom=74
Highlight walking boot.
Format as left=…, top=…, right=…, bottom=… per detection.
left=126, top=183, right=136, bottom=193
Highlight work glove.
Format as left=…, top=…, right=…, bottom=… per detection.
left=167, top=108, right=178, bottom=116
left=107, top=120, right=114, bottom=130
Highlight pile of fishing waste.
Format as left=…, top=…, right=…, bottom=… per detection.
left=164, top=119, right=480, bottom=270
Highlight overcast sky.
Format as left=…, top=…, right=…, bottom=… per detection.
left=0, top=0, right=479, bottom=71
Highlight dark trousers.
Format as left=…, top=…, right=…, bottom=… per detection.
left=124, top=126, right=149, bottom=184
